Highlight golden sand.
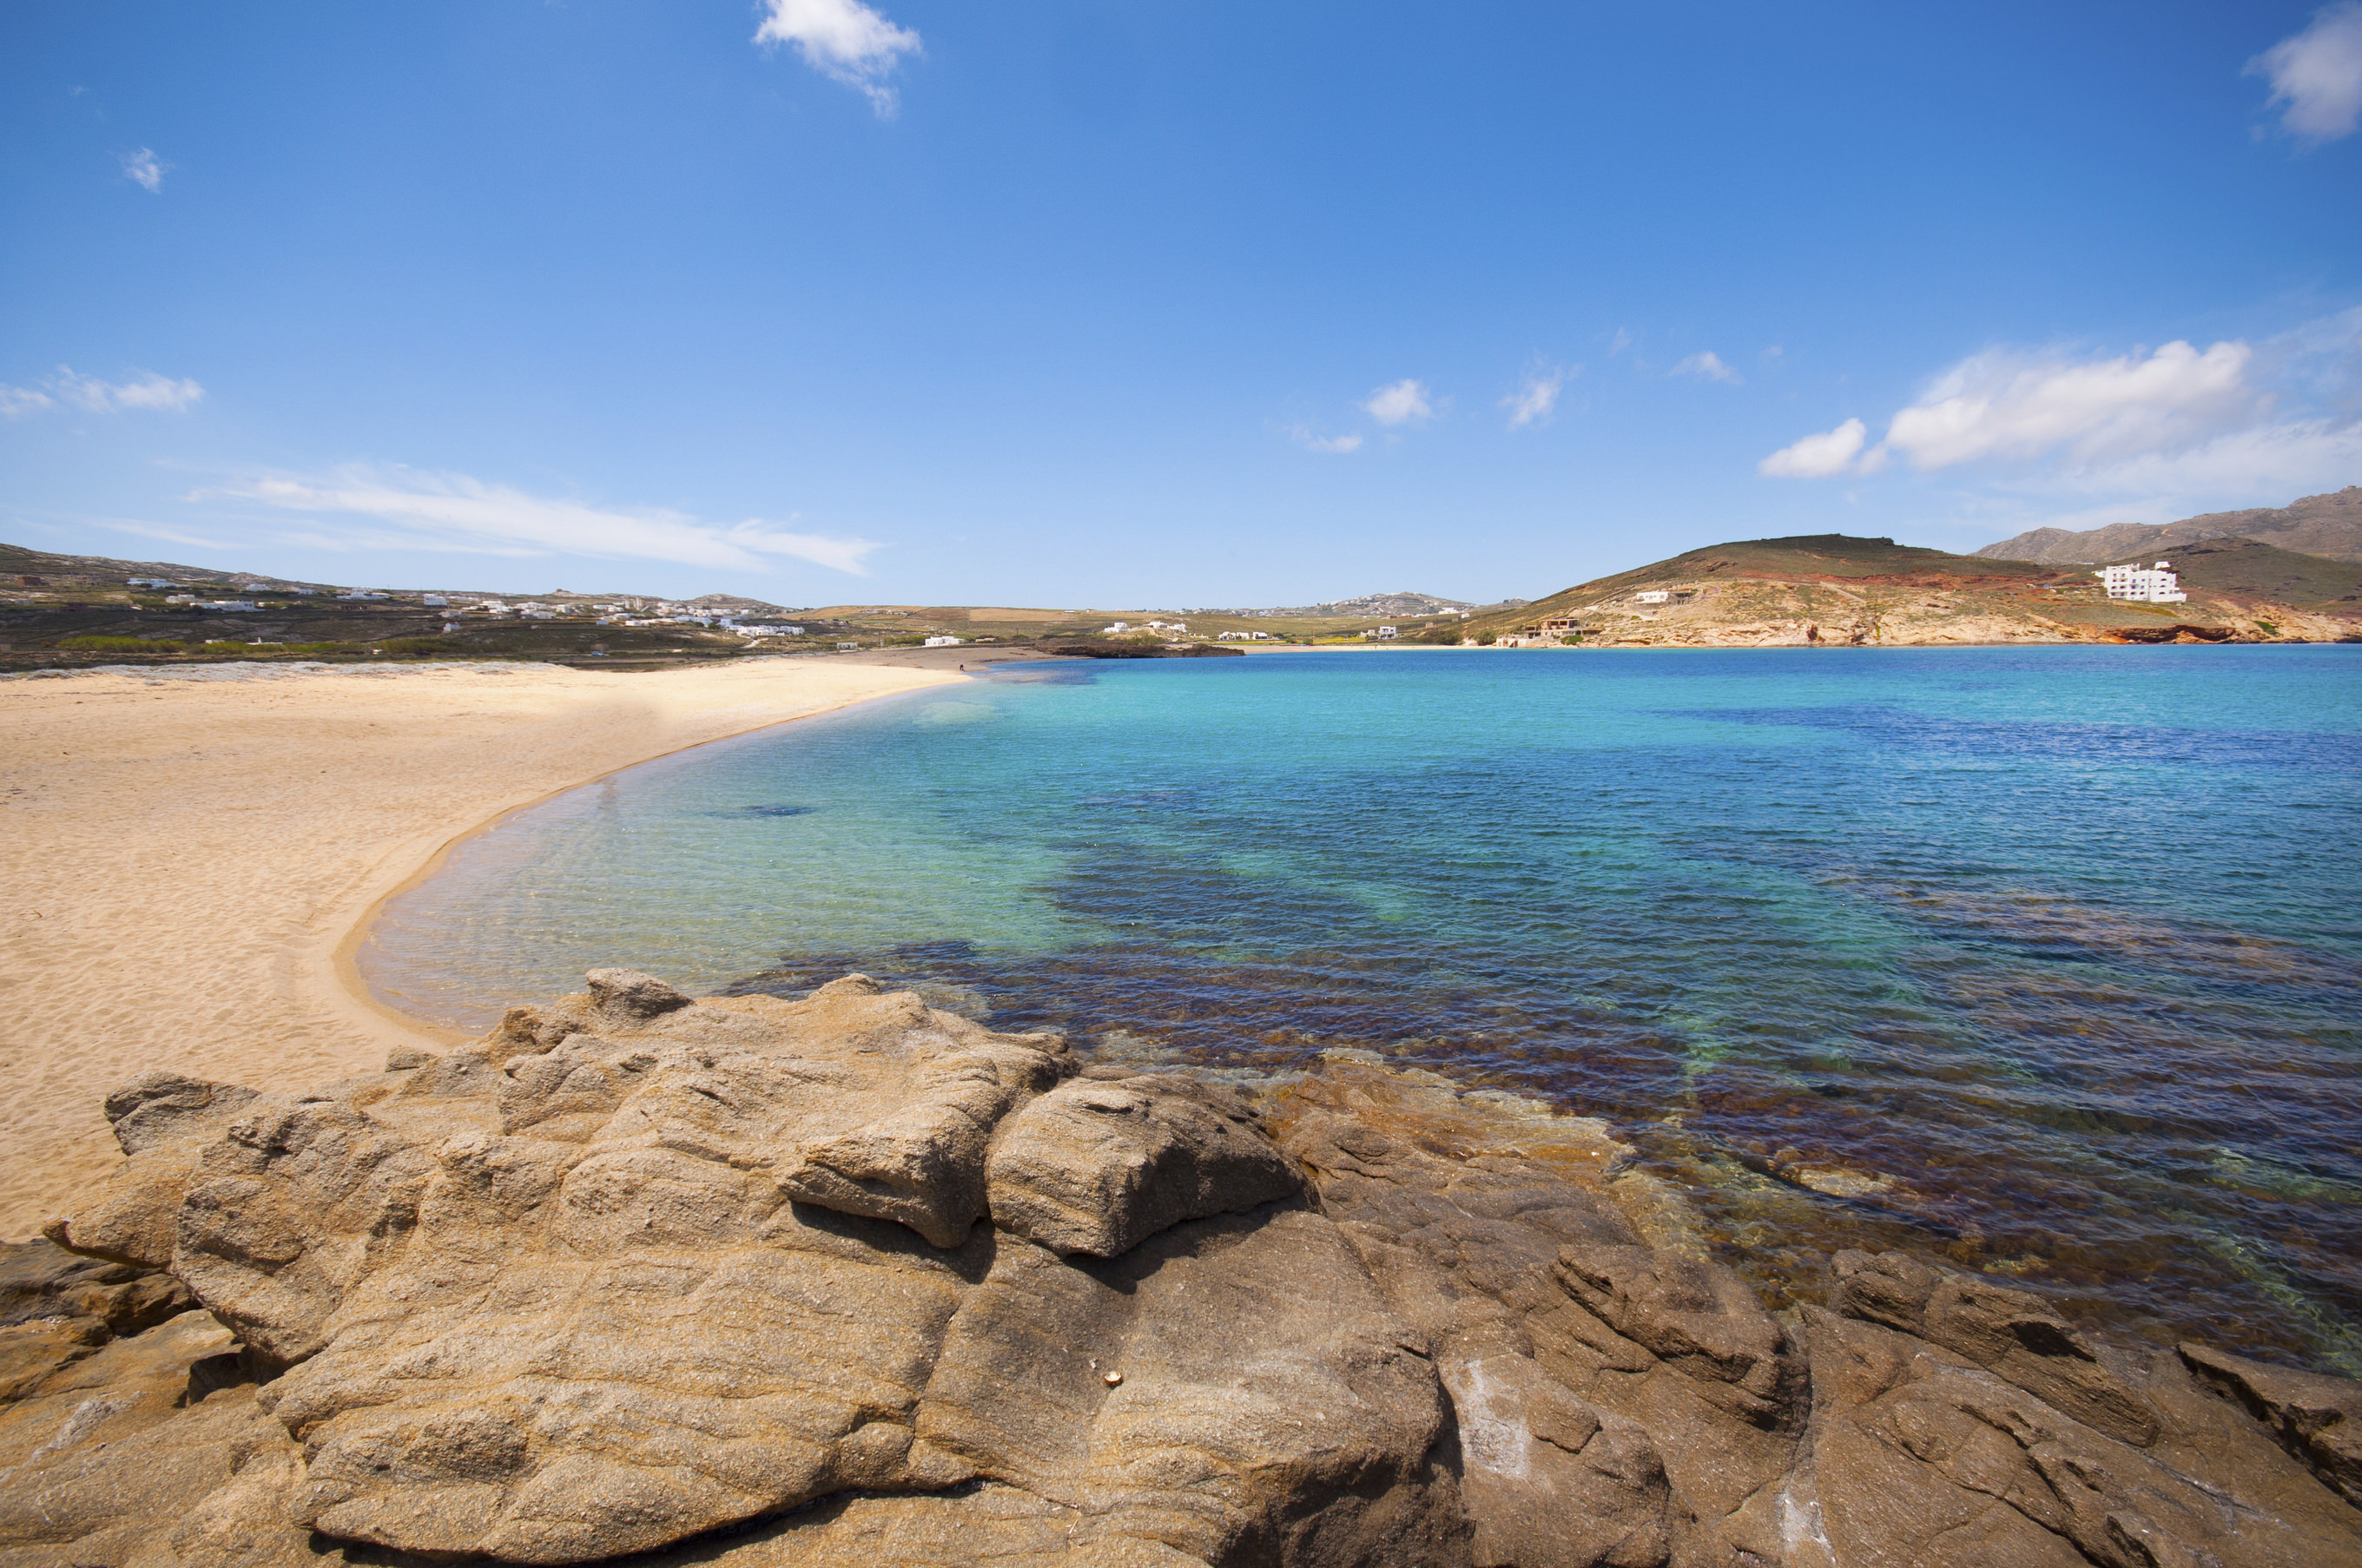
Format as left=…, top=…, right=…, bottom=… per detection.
left=0, top=655, right=967, bottom=1238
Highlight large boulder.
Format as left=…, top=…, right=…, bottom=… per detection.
left=17, top=973, right=1467, bottom=1568
left=985, top=1071, right=1307, bottom=1256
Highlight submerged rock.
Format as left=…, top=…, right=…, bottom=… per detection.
left=6, top=972, right=2360, bottom=1567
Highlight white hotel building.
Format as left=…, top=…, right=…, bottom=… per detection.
left=2095, top=561, right=2187, bottom=603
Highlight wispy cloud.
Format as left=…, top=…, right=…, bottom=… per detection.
left=1287, top=425, right=1362, bottom=454
left=755, top=0, right=922, bottom=117
left=1, top=366, right=203, bottom=416
left=55, top=368, right=205, bottom=412
left=2248, top=3, right=2362, bottom=145
left=205, top=465, right=881, bottom=574
left=1362, top=379, right=1432, bottom=426
left=1502, top=365, right=1573, bottom=430
left=96, top=518, right=238, bottom=552
left=1673, top=350, right=1742, bottom=385
left=120, top=148, right=167, bottom=193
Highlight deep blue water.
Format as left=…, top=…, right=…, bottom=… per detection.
left=362, top=646, right=2362, bottom=1370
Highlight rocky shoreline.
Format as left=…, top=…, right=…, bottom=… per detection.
left=4, top=970, right=2359, bottom=1566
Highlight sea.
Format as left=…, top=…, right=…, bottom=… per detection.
left=360, top=644, right=2362, bottom=1373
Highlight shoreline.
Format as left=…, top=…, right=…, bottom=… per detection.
left=0, top=653, right=977, bottom=1239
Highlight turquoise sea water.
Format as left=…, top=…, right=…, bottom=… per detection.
left=363, top=646, right=2362, bottom=1370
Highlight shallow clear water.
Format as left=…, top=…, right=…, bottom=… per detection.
left=363, top=646, right=2362, bottom=1371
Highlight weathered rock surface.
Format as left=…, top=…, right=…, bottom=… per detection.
left=6, top=976, right=2362, bottom=1568
left=2181, top=1341, right=2362, bottom=1510
left=986, top=1071, right=1307, bottom=1256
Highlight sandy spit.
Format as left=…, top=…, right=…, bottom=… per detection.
left=0, top=654, right=974, bottom=1239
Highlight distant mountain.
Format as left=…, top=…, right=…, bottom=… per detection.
left=1973, top=486, right=2362, bottom=566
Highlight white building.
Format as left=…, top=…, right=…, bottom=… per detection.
left=1370, top=626, right=1399, bottom=640
left=923, top=635, right=964, bottom=647
left=1633, top=590, right=1671, bottom=605
left=2096, top=561, right=2187, bottom=603
left=422, top=594, right=448, bottom=607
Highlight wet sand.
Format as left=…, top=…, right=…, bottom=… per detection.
left=0, top=654, right=973, bottom=1238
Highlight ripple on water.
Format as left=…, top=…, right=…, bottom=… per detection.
left=362, top=646, right=2362, bottom=1374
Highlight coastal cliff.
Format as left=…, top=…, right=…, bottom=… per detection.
left=6, top=970, right=2360, bottom=1566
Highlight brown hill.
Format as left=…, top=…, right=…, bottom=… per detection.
left=2161, top=537, right=2362, bottom=609
left=1974, top=485, right=2362, bottom=565
left=1453, top=533, right=2361, bottom=648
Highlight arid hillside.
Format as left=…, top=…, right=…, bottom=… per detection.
left=1975, top=485, right=2362, bottom=565
left=1449, top=533, right=2362, bottom=649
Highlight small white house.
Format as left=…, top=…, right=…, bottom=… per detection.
left=1101, top=622, right=1131, bottom=634
left=1372, top=626, right=1399, bottom=640
left=1633, top=590, right=1672, bottom=605
left=2096, top=561, right=2187, bottom=603
left=422, top=594, right=448, bottom=608
left=924, top=635, right=964, bottom=648
left=837, top=641, right=861, bottom=651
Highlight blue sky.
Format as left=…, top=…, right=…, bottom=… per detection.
left=3, top=2, right=2359, bottom=607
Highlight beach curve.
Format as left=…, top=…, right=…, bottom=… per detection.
left=0, top=653, right=975, bottom=1239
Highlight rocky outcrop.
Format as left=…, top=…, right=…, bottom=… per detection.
left=7, top=973, right=2362, bottom=1567
left=2181, top=1341, right=2362, bottom=1510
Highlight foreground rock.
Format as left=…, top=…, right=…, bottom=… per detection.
left=3, top=973, right=2359, bottom=1567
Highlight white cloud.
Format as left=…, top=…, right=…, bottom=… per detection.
left=1758, top=418, right=1870, bottom=478
left=2062, top=417, right=2362, bottom=497
left=208, top=465, right=881, bottom=574
left=1754, top=311, right=2362, bottom=528
left=1, top=366, right=202, bottom=415
left=121, top=148, right=166, bottom=193
left=1288, top=425, right=1362, bottom=454
left=1673, top=351, right=1742, bottom=385
left=1362, top=379, right=1432, bottom=425
left=1881, top=339, right=2254, bottom=470
left=2248, top=3, right=2362, bottom=144
left=53, top=367, right=205, bottom=412
left=1502, top=366, right=1570, bottom=430
left=755, top=0, right=922, bottom=117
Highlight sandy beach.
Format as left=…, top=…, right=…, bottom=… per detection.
left=0, top=654, right=974, bottom=1239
